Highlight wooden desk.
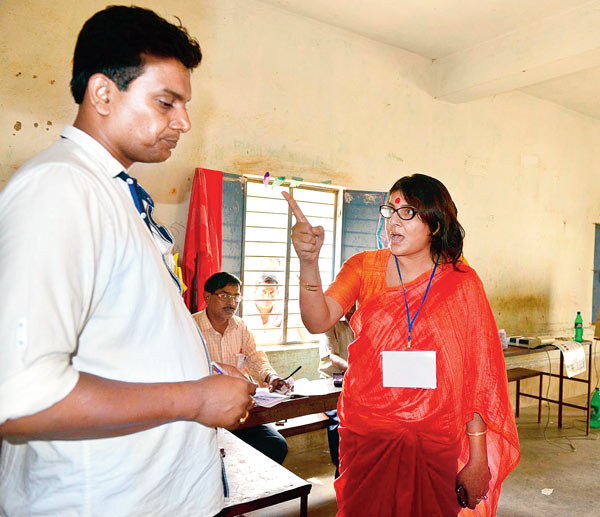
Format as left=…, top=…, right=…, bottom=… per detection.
left=241, top=378, right=342, bottom=429
left=504, top=341, right=593, bottom=435
left=216, top=429, right=311, bottom=517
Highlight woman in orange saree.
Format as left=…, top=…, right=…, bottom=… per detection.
left=283, top=174, right=519, bottom=516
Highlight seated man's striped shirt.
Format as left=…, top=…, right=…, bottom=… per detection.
left=193, top=310, right=277, bottom=386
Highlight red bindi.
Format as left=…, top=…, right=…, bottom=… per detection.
left=394, top=197, right=400, bottom=204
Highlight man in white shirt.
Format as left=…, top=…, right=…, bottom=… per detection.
left=0, top=6, right=255, bottom=516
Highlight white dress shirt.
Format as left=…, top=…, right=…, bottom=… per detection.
left=0, top=126, right=223, bottom=516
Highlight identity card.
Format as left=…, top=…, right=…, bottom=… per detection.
left=381, top=350, right=437, bottom=389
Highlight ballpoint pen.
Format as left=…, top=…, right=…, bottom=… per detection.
left=213, top=361, right=256, bottom=385
left=283, top=365, right=301, bottom=380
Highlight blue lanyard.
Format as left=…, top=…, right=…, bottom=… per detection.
left=394, top=254, right=439, bottom=348
left=116, top=172, right=182, bottom=293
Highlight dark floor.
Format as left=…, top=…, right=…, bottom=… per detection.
left=245, top=396, right=600, bottom=516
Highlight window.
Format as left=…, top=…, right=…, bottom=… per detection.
left=240, top=178, right=343, bottom=345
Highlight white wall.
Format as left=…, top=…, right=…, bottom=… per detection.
left=2, top=0, right=600, bottom=335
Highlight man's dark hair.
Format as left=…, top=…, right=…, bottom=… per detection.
left=387, top=173, right=465, bottom=268
left=204, top=272, right=241, bottom=293
left=257, top=273, right=279, bottom=285
left=71, top=5, right=202, bottom=104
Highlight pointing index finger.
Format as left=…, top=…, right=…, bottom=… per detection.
left=282, top=191, right=308, bottom=224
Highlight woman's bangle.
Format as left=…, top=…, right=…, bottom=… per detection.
left=299, top=278, right=322, bottom=292
left=466, top=430, right=487, bottom=437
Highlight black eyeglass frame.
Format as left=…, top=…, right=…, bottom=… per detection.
left=379, top=204, right=418, bottom=221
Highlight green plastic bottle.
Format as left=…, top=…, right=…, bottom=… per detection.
left=590, top=388, right=600, bottom=429
left=574, top=311, right=583, bottom=342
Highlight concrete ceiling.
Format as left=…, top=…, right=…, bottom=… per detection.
left=258, top=0, right=600, bottom=120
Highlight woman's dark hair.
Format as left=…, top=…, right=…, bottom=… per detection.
left=71, top=5, right=202, bottom=104
left=204, top=272, right=241, bottom=293
left=387, top=173, right=465, bottom=267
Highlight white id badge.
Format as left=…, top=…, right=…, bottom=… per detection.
left=381, top=350, right=437, bottom=389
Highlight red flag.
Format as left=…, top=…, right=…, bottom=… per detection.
left=182, top=168, right=223, bottom=313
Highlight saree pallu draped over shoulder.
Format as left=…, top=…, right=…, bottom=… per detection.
left=334, top=264, right=520, bottom=517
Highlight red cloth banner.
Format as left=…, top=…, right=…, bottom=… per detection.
left=182, top=168, right=223, bottom=313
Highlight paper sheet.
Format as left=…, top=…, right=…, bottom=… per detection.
left=552, top=340, right=586, bottom=377
left=252, top=388, right=292, bottom=408
left=292, top=378, right=340, bottom=396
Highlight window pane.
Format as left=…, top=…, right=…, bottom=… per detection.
left=246, top=211, right=288, bottom=228
left=245, top=227, right=288, bottom=242
left=245, top=241, right=287, bottom=257
left=293, top=189, right=335, bottom=204
left=247, top=181, right=289, bottom=198
left=293, top=202, right=334, bottom=219
left=244, top=256, right=287, bottom=271
left=246, top=197, right=288, bottom=214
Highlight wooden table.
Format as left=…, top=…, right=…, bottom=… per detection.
left=216, top=429, right=312, bottom=516
left=240, top=378, right=342, bottom=429
left=504, top=340, right=593, bottom=434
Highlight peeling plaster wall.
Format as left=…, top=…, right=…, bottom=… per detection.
left=2, top=0, right=600, bottom=336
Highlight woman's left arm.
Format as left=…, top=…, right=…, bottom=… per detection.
left=456, top=412, right=491, bottom=509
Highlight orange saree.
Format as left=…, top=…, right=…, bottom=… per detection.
left=332, top=261, right=519, bottom=516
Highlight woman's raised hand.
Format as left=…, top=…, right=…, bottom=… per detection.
left=282, top=191, right=325, bottom=264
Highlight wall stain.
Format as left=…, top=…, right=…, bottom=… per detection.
left=489, top=293, right=551, bottom=335
left=169, top=188, right=177, bottom=195
left=14, top=121, right=22, bottom=131
left=15, top=72, right=21, bottom=77
left=46, top=121, right=52, bottom=126
left=34, top=122, right=39, bottom=128
left=231, top=154, right=349, bottom=186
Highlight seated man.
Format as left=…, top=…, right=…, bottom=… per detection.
left=318, top=304, right=356, bottom=478
left=193, top=272, right=289, bottom=464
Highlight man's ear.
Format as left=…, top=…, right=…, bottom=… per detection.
left=86, top=74, right=115, bottom=116
left=203, top=291, right=210, bottom=304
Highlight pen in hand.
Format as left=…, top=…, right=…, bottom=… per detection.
left=212, top=362, right=257, bottom=405
left=213, top=361, right=256, bottom=385
left=211, top=362, right=226, bottom=375
left=283, top=366, right=301, bottom=380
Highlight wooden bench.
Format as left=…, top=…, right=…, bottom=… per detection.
left=507, top=367, right=543, bottom=422
left=275, top=413, right=330, bottom=438
left=216, top=429, right=312, bottom=517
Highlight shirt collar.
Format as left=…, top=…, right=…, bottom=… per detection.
left=200, top=309, right=240, bottom=334
left=61, top=125, right=127, bottom=178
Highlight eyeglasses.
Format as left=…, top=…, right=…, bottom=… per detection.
left=213, top=293, right=242, bottom=303
left=379, top=204, right=418, bottom=221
